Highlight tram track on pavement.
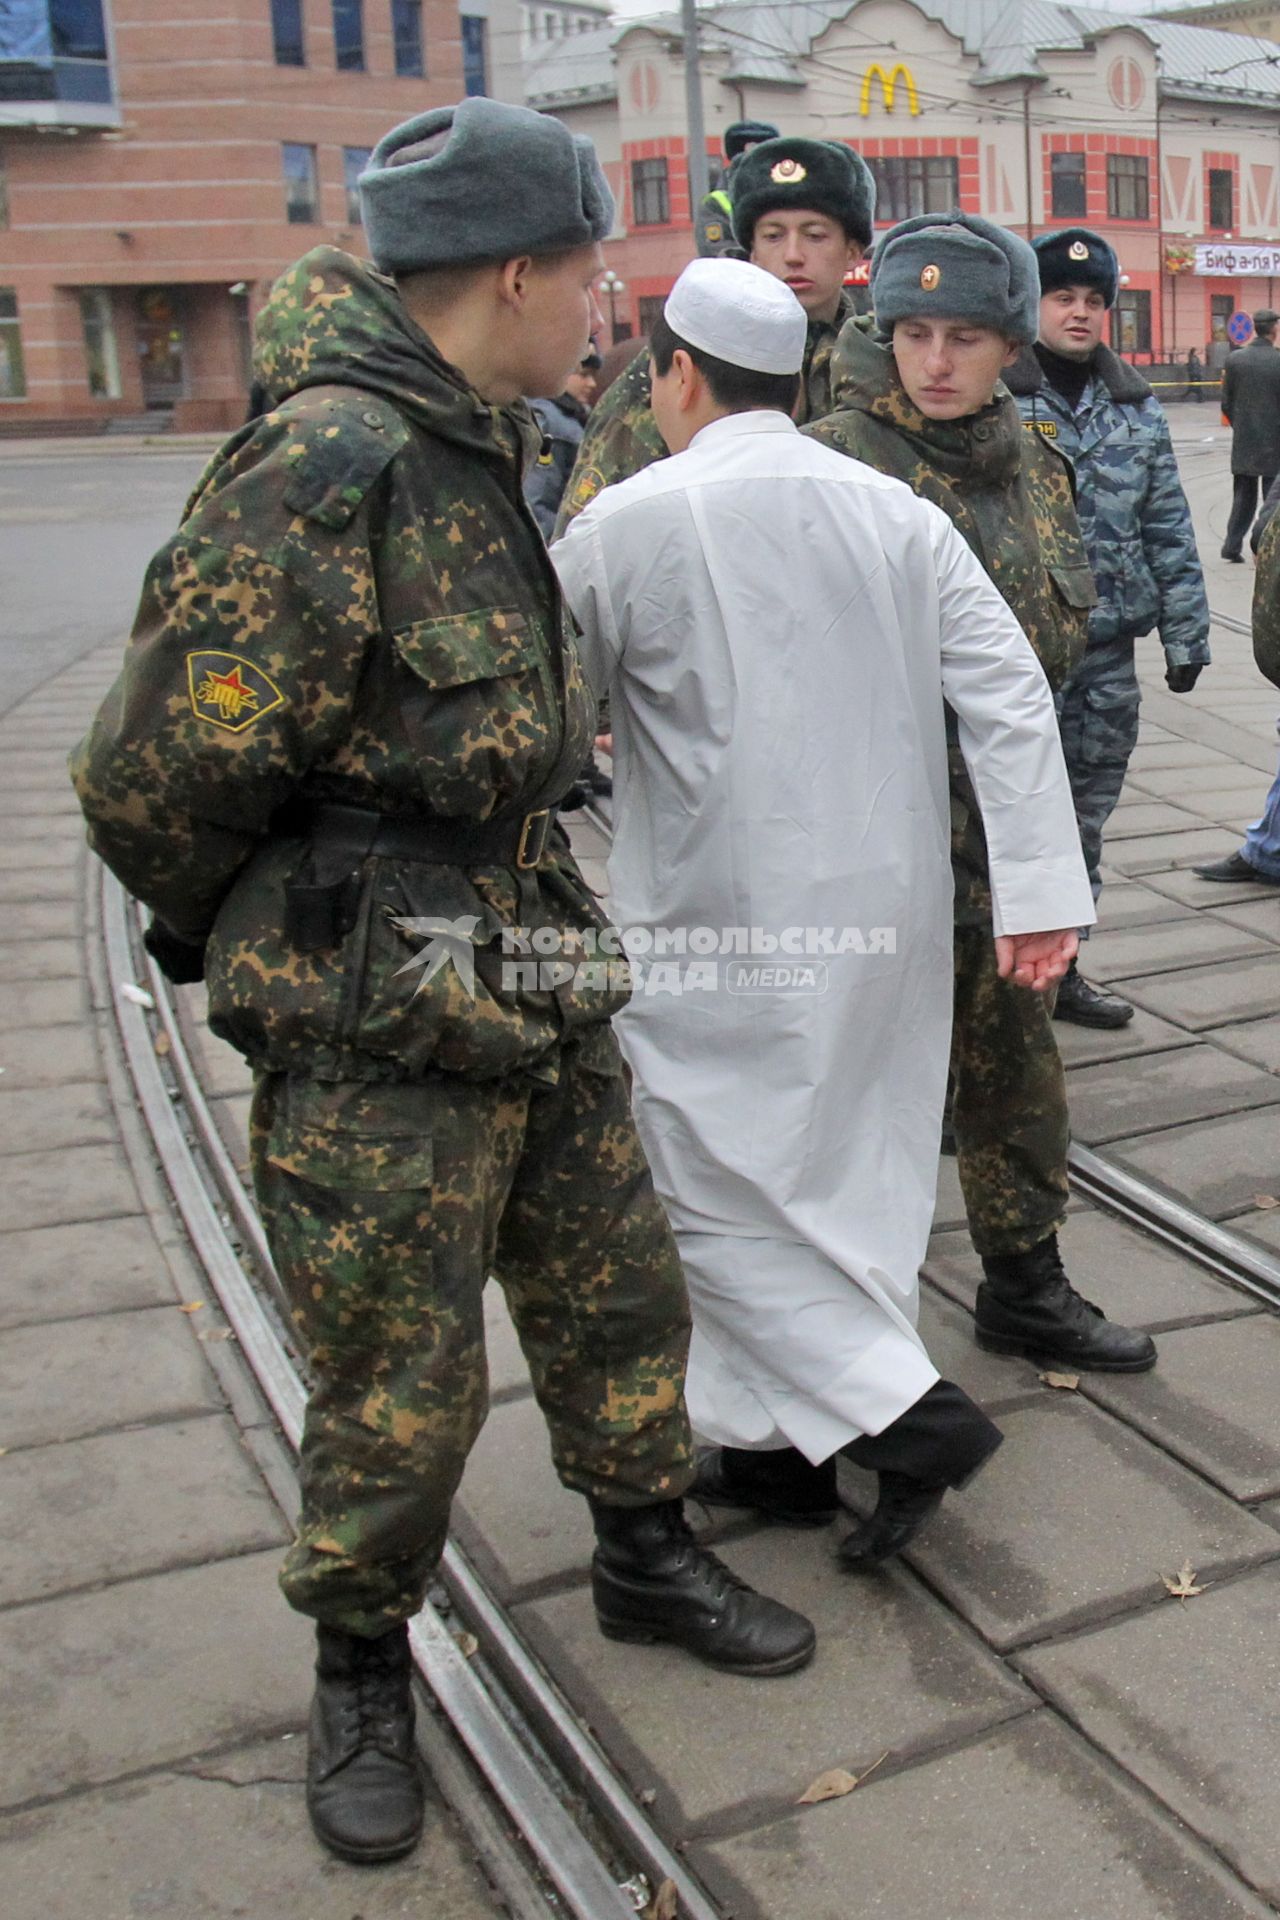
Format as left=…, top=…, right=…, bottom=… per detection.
left=579, top=800, right=1280, bottom=1320
left=98, top=865, right=722, bottom=1920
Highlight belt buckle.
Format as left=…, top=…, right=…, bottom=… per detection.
left=516, top=809, right=552, bottom=869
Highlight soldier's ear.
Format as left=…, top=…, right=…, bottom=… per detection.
left=498, top=254, right=537, bottom=311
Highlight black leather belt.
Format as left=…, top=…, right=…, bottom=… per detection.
left=275, top=799, right=558, bottom=871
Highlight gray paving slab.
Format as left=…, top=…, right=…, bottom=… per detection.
left=691, top=1713, right=1276, bottom=1920
left=0, top=1415, right=286, bottom=1607
left=916, top=1288, right=1046, bottom=1406
left=0, top=979, right=83, bottom=1032
left=1062, top=1043, right=1280, bottom=1144
left=1104, top=801, right=1206, bottom=838
left=1105, top=1108, right=1280, bottom=1219
left=0, top=788, right=83, bottom=817
left=881, top=1396, right=1279, bottom=1651
left=1120, top=951, right=1280, bottom=1028
left=0, top=1082, right=116, bottom=1156
left=1088, top=881, right=1208, bottom=931
left=1180, top=785, right=1279, bottom=822
left=210, top=1089, right=251, bottom=1169
left=1081, top=916, right=1274, bottom=982
left=0, top=865, right=79, bottom=905
left=1126, top=742, right=1237, bottom=773
left=0, top=1216, right=170, bottom=1327
left=0, top=835, right=84, bottom=873
left=1209, top=895, right=1280, bottom=940
left=517, top=1528, right=1031, bottom=1828
left=0, top=939, right=80, bottom=982
left=0, top=1024, right=102, bottom=1089
left=924, top=1211, right=1252, bottom=1330
left=930, top=1149, right=967, bottom=1233
left=1104, top=827, right=1244, bottom=876
left=0, top=1305, right=222, bottom=1449
left=1140, top=865, right=1280, bottom=908
left=0, top=1551, right=312, bottom=1810
left=0, top=900, right=83, bottom=942
left=1226, top=1204, right=1280, bottom=1251
left=453, top=1391, right=593, bottom=1599
left=1129, top=760, right=1272, bottom=797
left=1018, top=1564, right=1280, bottom=1908
left=0, top=1735, right=500, bottom=1920
left=0, top=1140, right=139, bottom=1232
left=1055, top=1004, right=1199, bottom=1066
left=1081, top=1317, right=1280, bottom=1500
left=1205, top=1011, right=1280, bottom=1071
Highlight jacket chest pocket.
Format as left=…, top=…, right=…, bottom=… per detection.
left=390, top=607, right=562, bottom=815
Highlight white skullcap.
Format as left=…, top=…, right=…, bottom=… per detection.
left=663, top=258, right=807, bottom=375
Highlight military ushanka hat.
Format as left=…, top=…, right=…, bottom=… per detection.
left=731, top=137, right=875, bottom=249
left=872, top=211, right=1040, bottom=343
left=1032, top=226, right=1120, bottom=308
left=360, top=97, right=615, bottom=275
left=724, top=118, right=780, bottom=160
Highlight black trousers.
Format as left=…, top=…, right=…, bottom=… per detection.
left=1224, top=472, right=1276, bottom=557
left=719, top=1380, right=1002, bottom=1501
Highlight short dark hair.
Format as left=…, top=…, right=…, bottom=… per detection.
left=649, top=312, right=801, bottom=413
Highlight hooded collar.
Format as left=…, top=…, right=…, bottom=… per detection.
left=1004, top=340, right=1152, bottom=406
left=252, top=246, right=539, bottom=464
left=827, top=319, right=1024, bottom=487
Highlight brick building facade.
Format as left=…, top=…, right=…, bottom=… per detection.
left=0, top=0, right=491, bottom=430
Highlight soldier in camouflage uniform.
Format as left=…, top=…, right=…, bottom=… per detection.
left=1007, top=228, right=1210, bottom=1028
left=557, top=133, right=874, bottom=527
left=70, top=99, right=813, bottom=1869
left=805, top=214, right=1155, bottom=1382
left=694, top=117, right=779, bottom=258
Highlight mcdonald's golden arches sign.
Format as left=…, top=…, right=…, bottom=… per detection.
left=860, top=62, right=921, bottom=116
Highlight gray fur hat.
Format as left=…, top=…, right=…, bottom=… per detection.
left=872, top=212, right=1041, bottom=343
left=360, top=98, right=614, bottom=274
left=731, top=137, right=875, bottom=249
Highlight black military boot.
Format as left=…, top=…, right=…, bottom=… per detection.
left=589, top=1498, right=816, bottom=1676
left=836, top=1381, right=1003, bottom=1571
left=1053, top=959, right=1134, bottom=1029
left=306, top=1622, right=424, bottom=1863
left=690, top=1444, right=840, bottom=1527
left=976, top=1234, right=1157, bottom=1372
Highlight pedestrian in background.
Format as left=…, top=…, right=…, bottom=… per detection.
left=1219, top=308, right=1280, bottom=561
left=1008, top=227, right=1210, bottom=1028
left=71, top=97, right=814, bottom=1872
left=694, top=118, right=780, bottom=258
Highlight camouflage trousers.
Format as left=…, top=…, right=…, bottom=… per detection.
left=250, top=1023, right=694, bottom=1638
left=951, top=923, right=1071, bottom=1259
left=1057, top=636, right=1141, bottom=908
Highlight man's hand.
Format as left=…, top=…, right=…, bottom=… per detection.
left=995, top=929, right=1079, bottom=993
left=595, top=732, right=613, bottom=756
left=1165, top=662, right=1204, bottom=693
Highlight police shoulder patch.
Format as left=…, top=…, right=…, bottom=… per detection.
left=187, top=651, right=285, bottom=733
left=705, top=221, right=723, bottom=242
left=569, top=466, right=606, bottom=510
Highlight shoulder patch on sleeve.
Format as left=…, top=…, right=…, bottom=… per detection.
left=187, top=651, right=285, bottom=732
left=278, top=393, right=411, bottom=530
left=569, top=465, right=606, bottom=511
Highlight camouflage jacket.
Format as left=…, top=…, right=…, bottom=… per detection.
left=70, top=247, right=619, bottom=1084
left=808, top=321, right=1095, bottom=925
left=556, top=289, right=859, bottom=528
left=1006, top=345, right=1211, bottom=668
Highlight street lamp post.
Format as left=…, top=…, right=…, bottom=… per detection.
left=599, top=269, right=627, bottom=344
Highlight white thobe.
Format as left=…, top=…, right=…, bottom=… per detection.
left=552, top=410, right=1095, bottom=1462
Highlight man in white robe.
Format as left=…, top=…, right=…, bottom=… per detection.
left=552, top=260, right=1096, bottom=1568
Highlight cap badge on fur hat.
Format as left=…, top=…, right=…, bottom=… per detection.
left=920, top=264, right=940, bottom=290
left=1069, top=240, right=1090, bottom=261
left=771, top=158, right=807, bottom=183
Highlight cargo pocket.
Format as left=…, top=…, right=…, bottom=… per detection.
left=264, top=1080, right=435, bottom=1191
left=1078, top=680, right=1141, bottom=771
left=1047, top=562, right=1097, bottom=613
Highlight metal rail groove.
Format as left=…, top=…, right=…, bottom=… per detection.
left=102, top=869, right=721, bottom=1920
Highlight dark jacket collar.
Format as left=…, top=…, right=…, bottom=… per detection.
left=1004, top=341, right=1151, bottom=405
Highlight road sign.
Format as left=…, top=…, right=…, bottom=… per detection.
left=1227, top=311, right=1254, bottom=345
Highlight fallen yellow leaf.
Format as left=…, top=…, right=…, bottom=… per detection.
left=645, top=1881, right=678, bottom=1920
left=1039, top=1370, right=1080, bottom=1391
left=1162, top=1560, right=1207, bottom=1600
left=1253, top=1193, right=1280, bottom=1210
left=153, top=1031, right=171, bottom=1058
left=797, top=1752, right=888, bottom=1805
left=454, top=1631, right=479, bottom=1659
left=179, top=1301, right=205, bottom=1314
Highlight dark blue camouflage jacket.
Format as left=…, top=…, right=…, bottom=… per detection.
left=1007, top=345, right=1210, bottom=668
